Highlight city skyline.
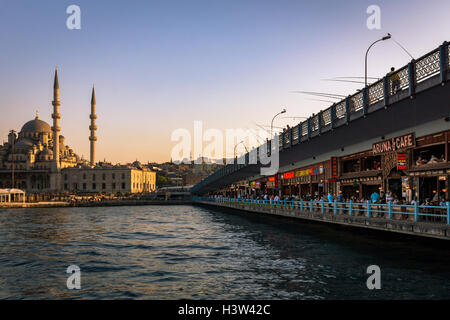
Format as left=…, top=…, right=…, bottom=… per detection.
left=1, top=0, right=449, bottom=163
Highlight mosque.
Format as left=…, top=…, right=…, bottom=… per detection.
left=0, top=70, right=156, bottom=195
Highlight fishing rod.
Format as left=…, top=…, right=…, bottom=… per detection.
left=290, top=91, right=346, bottom=99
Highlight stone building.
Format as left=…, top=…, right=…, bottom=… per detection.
left=61, top=165, right=156, bottom=194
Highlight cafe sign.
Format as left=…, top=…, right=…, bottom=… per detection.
left=372, top=133, right=415, bottom=155
left=397, top=153, right=407, bottom=170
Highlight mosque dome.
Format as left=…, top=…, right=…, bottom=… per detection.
left=20, top=118, right=52, bottom=134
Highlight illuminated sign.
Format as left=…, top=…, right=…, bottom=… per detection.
left=268, top=176, right=275, bottom=182
left=296, top=168, right=314, bottom=177
left=282, top=171, right=295, bottom=179
left=372, top=133, right=415, bottom=155
left=397, top=153, right=407, bottom=170
left=331, top=157, right=338, bottom=178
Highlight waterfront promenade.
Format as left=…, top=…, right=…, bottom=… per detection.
left=194, top=197, right=450, bottom=240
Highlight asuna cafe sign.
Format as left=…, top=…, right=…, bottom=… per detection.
left=372, top=133, right=415, bottom=155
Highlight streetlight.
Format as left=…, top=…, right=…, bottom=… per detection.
left=365, top=33, right=391, bottom=87
left=271, top=108, right=286, bottom=139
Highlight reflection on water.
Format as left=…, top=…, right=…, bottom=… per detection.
left=0, top=205, right=449, bottom=299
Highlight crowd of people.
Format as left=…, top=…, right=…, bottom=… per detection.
left=217, top=190, right=448, bottom=207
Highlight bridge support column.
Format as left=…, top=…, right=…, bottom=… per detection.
left=408, top=60, right=416, bottom=98
left=439, top=41, right=448, bottom=84
left=362, top=87, right=368, bottom=117
left=345, top=96, right=351, bottom=124
left=383, top=76, right=390, bottom=108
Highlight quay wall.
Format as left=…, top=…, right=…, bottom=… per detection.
left=0, top=199, right=192, bottom=209
left=194, top=200, right=450, bottom=241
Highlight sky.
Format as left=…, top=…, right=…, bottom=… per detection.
left=0, top=0, right=449, bottom=163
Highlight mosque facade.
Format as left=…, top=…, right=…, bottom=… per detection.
left=0, top=70, right=156, bottom=194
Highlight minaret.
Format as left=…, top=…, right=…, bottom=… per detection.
left=52, top=68, right=61, bottom=168
left=89, top=85, right=97, bottom=166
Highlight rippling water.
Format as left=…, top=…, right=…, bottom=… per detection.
left=0, top=204, right=449, bottom=299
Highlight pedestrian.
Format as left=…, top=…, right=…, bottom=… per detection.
left=327, top=192, right=333, bottom=203
left=370, top=191, right=380, bottom=203
left=389, top=67, right=401, bottom=94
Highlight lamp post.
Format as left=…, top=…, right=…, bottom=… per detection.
left=365, top=33, right=391, bottom=87
left=271, top=108, right=287, bottom=139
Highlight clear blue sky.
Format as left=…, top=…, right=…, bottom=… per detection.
left=0, top=0, right=449, bottom=162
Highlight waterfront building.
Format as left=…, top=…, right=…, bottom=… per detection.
left=61, top=165, right=156, bottom=194
left=0, top=189, right=25, bottom=203
left=0, top=70, right=156, bottom=195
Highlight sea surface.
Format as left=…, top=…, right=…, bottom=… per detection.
left=0, top=205, right=449, bottom=299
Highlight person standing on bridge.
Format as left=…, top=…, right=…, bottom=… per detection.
left=327, top=192, right=333, bottom=204
left=389, top=67, right=401, bottom=94
left=370, top=191, right=380, bottom=203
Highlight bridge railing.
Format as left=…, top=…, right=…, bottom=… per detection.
left=193, top=197, right=450, bottom=225
left=191, top=42, right=449, bottom=194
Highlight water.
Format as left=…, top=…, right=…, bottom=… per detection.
left=0, top=205, right=449, bottom=299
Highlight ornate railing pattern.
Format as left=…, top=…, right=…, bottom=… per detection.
left=350, top=91, right=363, bottom=112
left=335, top=101, right=346, bottom=119
left=368, top=79, right=384, bottom=104
left=415, top=49, right=440, bottom=83
left=301, top=121, right=308, bottom=137
left=322, top=108, right=332, bottom=126
left=292, top=125, right=299, bottom=142
left=284, top=130, right=290, bottom=146
left=311, top=114, right=319, bottom=131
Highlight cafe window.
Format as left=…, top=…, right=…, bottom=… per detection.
left=361, top=155, right=381, bottom=171
left=413, top=144, right=445, bottom=166
left=342, top=159, right=360, bottom=173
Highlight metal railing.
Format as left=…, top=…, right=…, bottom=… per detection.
left=194, top=197, right=450, bottom=225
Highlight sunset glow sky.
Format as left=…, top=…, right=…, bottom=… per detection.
left=1, top=0, right=449, bottom=163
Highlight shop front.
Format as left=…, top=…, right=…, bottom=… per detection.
left=339, top=149, right=383, bottom=200
left=406, top=130, right=449, bottom=202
